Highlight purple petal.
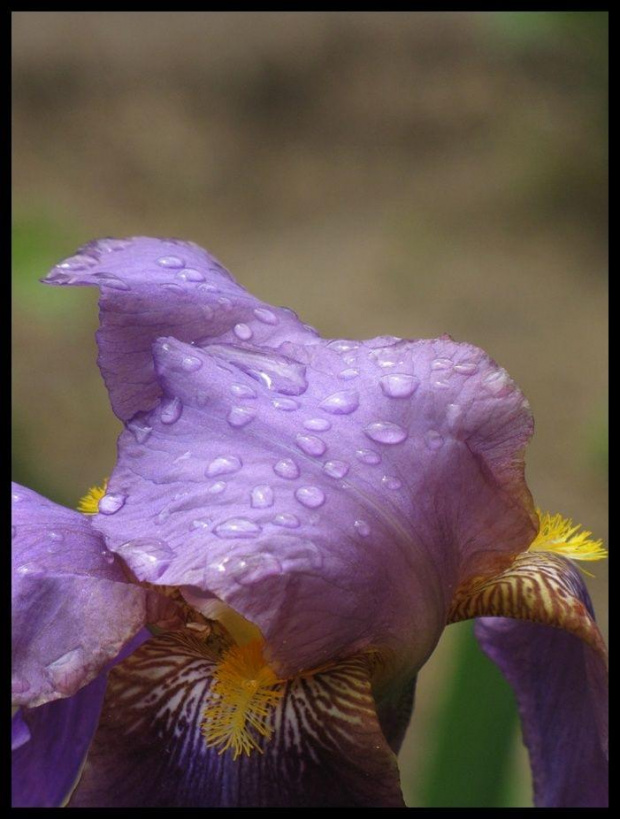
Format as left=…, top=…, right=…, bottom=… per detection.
left=475, top=571, right=608, bottom=807
left=69, top=631, right=404, bottom=807
left=11, top=483, right=172, bottom=707
left=12, top=674, right=108, bottom=807
left=92, top=330, right=535, bottom=678
left=42, top=237, right=318, bottom=421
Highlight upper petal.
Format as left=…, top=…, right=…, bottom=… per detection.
left=42, top=237, right=318, bottom=421
left=91, top=329, right=535, bottom=678
left=11, top=483, right=171, bottom=707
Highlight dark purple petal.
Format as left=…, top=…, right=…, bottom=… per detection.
left=11, top=483, right=172, bottom=707
left=42, top=237, right=318, bottom=421
left=69, top=631, right=404, bottom=807
left=12, top=674, right=108, bottom=807
left=476, top=617, right=608, bottom=807
left=92, top=331, right=535, bottom=677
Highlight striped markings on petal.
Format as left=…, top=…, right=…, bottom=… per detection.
left=70, top=630, right=404, bottom=807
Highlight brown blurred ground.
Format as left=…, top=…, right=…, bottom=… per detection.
left=12, top=12, right=607, bottom=806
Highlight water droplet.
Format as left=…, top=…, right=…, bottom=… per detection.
left=295, top=486, right=325, bottom=508
left=191, top=517, right=213, bottom=529
left=157, top=255, right=185, bottom=268
left=354, top=520, right=371, bottom=537
left=380, top=373, right=419, bottom=398
left=115, top=538, right=174, bottom=581
left=95, top=238, right=131, bottom=252
left=356, top=449, right=381, bottom=465
left=382, top=475, right=402, bottom=490
left=161, top=397, right=183, bottom=425
left=98, top=493, right=127, bottom=515
left=214, top=518, right=262, bottom=539
left=201, top=304, right=214, bottom=320
left=181, top=355, right=202, bottom=372
left=273, top=398, right=299, bottom=411
left=370, top=349, right=400, bottom=368
left=207, top=481, right=227, bottom=494
left=234, top=323, right=253, bottom=341
left=46, top=648, right=85, bottom=695
left=432, top=378, right=451, bottom=390
left=218, top=296, right=233, bottom=312
left=425, top=430, right=444, bottom=450
left=273, top=459, right=300, bottom=479
left=273, top=513, right=300, bottom=528
left=49, top=531, right=64, bottom=542
left=162, top=283, right=185, bottom=295
left=323, top=460, right=350, bottom=478
left=296, top=434, right=327, bottom=457
left=251, top=485, right=274, bottom=508
left=92, top=271, right=130, bottom=290
left=227, top=406, right=256, bottom=428
left=483, top=369, right=510, bottom=394
left=446, top=403, right=462, bottom=429
left=207, top=456, right=242, bottom=476
left=197, top=282, right=219, bottom=294
left=101, top=549, right=115, bottom=564
left=454, top=360, right=478, bottom=375
left=431, top=358, right=452, bottom=370
left=208, top=344, right=308, bottom=395
left=364, top=421, right=408, bottom=445
left=230, top=383, right=257, bottom=399
left=128, top=420, right=153, bottom=443
left=253, top=307, right=278, bottom=325
left=327, top=339, right=360, bottom=353
left=57, top=253, right=98, bottom=271
left=319, top=390, right=359, bottom=415
left=339, top=368, right=360, bottom=380
left=176, top=267, right=205, bottom=282
left=303, top=418, right=331, bottom=431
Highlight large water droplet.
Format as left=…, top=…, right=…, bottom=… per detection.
left=161, top=397, right=183, bottom=425
left=425, top=430, right=445, bottom=450
left=176, top=267, right=205, bottom=282
left=234, top=323, right=253, bottom=341
left=454, top=360, right=478, bottom=375
left=206, top=456, right=242, bottom=476
left=208, top=344, right=308, bottom=396
left=251, top=485, right=274, bottom=508
left=431, top=358, right=452, bottom=370
left=230, top=383, right=257, bottom=399
left=327, top=339, right=360, bottom=353
left=356, top=449, right=381, bottom=465
left=46, top=648, right=86, bottom=695
left=483, top=369, right=510, bottom=395
left=207, top=480, right=227, bottom=494
left=115, top=538, right=174, bottom=581
left=296, top=434, right=327, bottom=457
left=303, top=418, right=331, bottom=431
left=98, top=493, right=127, bottom=515
left=354, top=520, right=371, bottom=537
left=214, top=518, right=262, bottom=539
left=295, top=486, right=326, bottom=508
left=273, top=459, right=300, bottom=479
left=319, top=390, right=359, bottom=415
left=382, top=475, right=402, bottom=490
left=157, top=255, right=185, bottom=268
left=380, top=373, right=419, bottom=398
left=273, top=513, right=300, bottom=528
left=227, top=406, right=257, bottom=428
left=273, top=398, right=299, bottom=411
left=181, top=355, right=202, bottom=372
left=364, top=421, right=408, bottom=445
left=323, top=460, right=350, bottom=478
left=253, top=307, right=278, bottom=325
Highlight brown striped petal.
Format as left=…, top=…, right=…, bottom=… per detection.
left=69, top=631, right=405, bottom=807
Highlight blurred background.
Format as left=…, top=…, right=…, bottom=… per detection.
left=12, top=11, right=607, bottom=807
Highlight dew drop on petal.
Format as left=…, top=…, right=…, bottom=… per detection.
left=251, top=485, right=274, bottom=508
left=92, top=271, right=131, bottom=290
left=115, top=538, right=174, bottom=581
left=339, top=368, right=360, bottom=380
left=295, top=486, right=325, bottom=508
left=327, top=339, right=360, bottom=353
left=323, top=460, right=350, bottom=478
left=425, top=430, right=445, bottom=450
left=176, top=267, right=205, bottom=282
left=207, top=481, right=227, bottom=495
left=273, top=459, right=300, bottom=479
left=98, top=493, right=127, bottom=515
left=303, top=418, right=332, bottom=431
left=227, top=406, right=257, bottom=428
left=356, top=449, right=381, bottom=465
left=273, top=398, right=299, bottom=411
left=214, top=518, right=262, bottom=539
left=253, top=307, right=278, bottom=325
left=454, top=360, right=478, bottom=375
left=380, top=373, right=419, bottom=398
left=319, top=390, right=359, bottom=415
left=181, top=356, right=202, bottom=372
left=161, top=397, right=183, bottom=425
left=431, top=358, right=452, bottom=370
left=354, top=520, right=371, bottom=537
left=296, top=434, right=327, bottom=457
left=230, top=383, right=257, bottom=399
left=207, top=456, right=242, bottom=476
left=157, top=256, right=185, bottom=269
left=364, top=421, right=408, bottom=445
left=381, top=475, right=402, bottom=490
left=273, top=513, right=300, bottom=528
left=234, top=323, right=253, bottom=341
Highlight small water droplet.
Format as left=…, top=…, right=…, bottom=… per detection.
left=431, top=358, right=452, bottom=370
left=273, top=398, right=299, bottom=411
left=176, top=267, right=205, bottom=282
left=161, top=397, right=183, bottom=425
left=273, top=459, right=300, bottom=479
left=95, top=238, right=131, bottom=252
left=295, top=486, right=326, bottom=508
left=364, top=421, right=408, bottom=445
left=296, top=434, right=327, bottom=457
left=234, top=323, right=253, bottom=341
left=191, top=517, right=213, bottom=529
left=382, top=475, right=402, bottom=490
left=115, top=538, right=174, bottom=581
left=339, top=368, right=360, bottom=380
left=253, top=307, right=278, bottom=325
left=230, top=383, right=257, bottom=399
left=251, top=485, right=274, bottom=508
left=323, top=460, right=350, bottom=478
left=356, top=449, right=381, bottom=465
left=207, top=481, right=227, bottom=494
left=227, top=406, right=257, bottom=428
left=454, top=360, right=478, bottom=375
left=49, top=531, right=64, bottom=542
left=273, top=513, right=300, bottom=528
left=432, top=378, right=451, bottom=390
left=303, top=418, right=331, bottom=431
left=162, top=283, right=185, bottom=295
left=98, top=493, right=127, bottom=515
left=218, top=297, right=233, bottom=312
left=380, top=373, right=419, bottom=398
left=446, top=403, right=462, bottom=429
left=101, top=549, right=116, bottom=564
left=319, top=390, right=359, bottom=415
left=328, top=339, right=360, bottom=353
left=181, top=355, right=202, bottom=372
left=201, top=304, right=214, bottom=320
left=92, top=271, right=130, bottom=290
left=483, top=369, right=510, bottom=394
left=425, top=430, right=444, bottom=450
left=370, top=349, right=400, bottom=368
left=206, top=456, right=242, bottom=476
left=214, top=518, right=262, bottom=539
left=157, top=255, right=185, bottom=268
left=354, top=520, right=371, bottom=537
left=57, top=253, right=98, bottom=271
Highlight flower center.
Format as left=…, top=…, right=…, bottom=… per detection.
left=529, top=509, right=607, bottom=574
left=77, top=479, right=108, bottom=515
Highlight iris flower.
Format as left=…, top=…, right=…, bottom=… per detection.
left=12, top=237, right=608, bottom=808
